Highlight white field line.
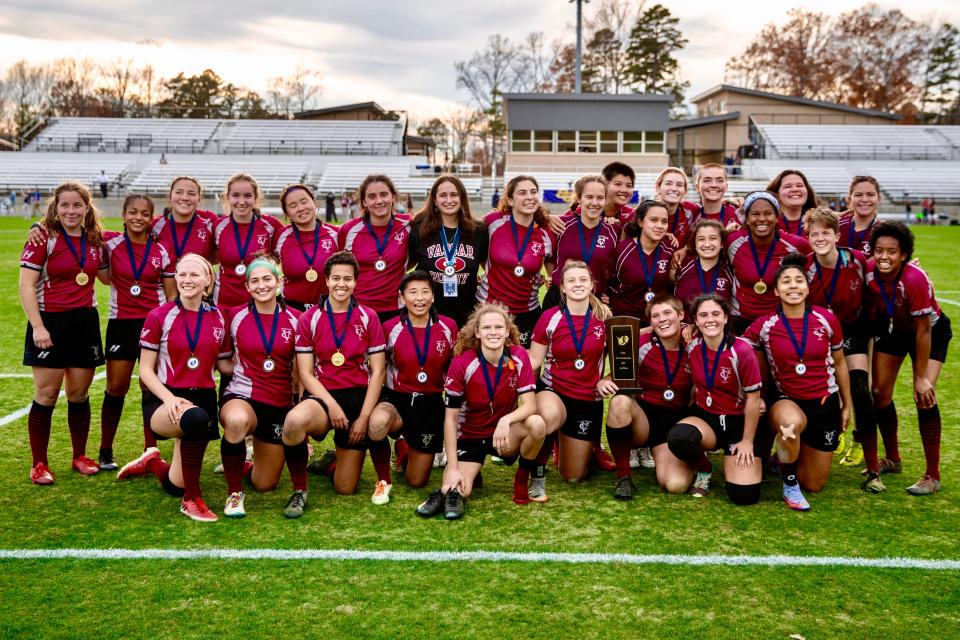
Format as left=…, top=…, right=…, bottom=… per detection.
left=937, top=297, right=960, bottom=307
left=0, top=548, right=957, bottom=570
left=0, top=371, right=106, bottom=426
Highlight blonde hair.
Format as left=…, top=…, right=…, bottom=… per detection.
left=558, top=260, right=612, bottom=321
left=453, top=303, right=521, bottom=356
left=44, top=182, right=105, bottom=247
left=695, top=163, right=727, bottom=187
left=221, top=173, right=263, bottom=213
left=175, top=252, right=215, bottom=297
left=654, top=166, right=689, bottom=191
left=803, top=206, right=840, bottom=234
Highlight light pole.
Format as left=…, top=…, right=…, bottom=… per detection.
left=571, top=0, right=590, bottom=93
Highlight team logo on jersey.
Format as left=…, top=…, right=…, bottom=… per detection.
left=321, top=239, right=334, bottom=251
left=281, top=328, right=293, bottom=342
left=593, top=326, right=604, bottom=339
left=435, top=340, right=447, bottom=355
left=140, top=328, right=150, bottom=339
left=813, top=328, right=825, bottom=340
left=213, top=328, right=224, bottom=341
left=657, top=260, right=668, bottom=272
left=518, top=331, right=530, bottom=344
left=716, top=279, right=727, bottom=291
left=22, top=250, right=34, bottom=260
left=596, top=236, right=608, bottom=248
left=719, top=367, right=732, bottom=382
left=508, top=374, right=518, bottom=389
left=422, top=434, right=434, bottom=448
left=353, top=324, right=366, bottom=339
left=151, top=257, right=161, bottom=269
left=530, top=242, right=543, bottom=256
left=849, top=280, right=859, bottom=292
left=824, top=430, right=836, bottom=446
left=394, top=231, right=406, bottom=242
left=197, top=231, right=207, bottom=241
left=257, top=234, right=268, bottom=247
left=577, top=420, right=591, bottom=435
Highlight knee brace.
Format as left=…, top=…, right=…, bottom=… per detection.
left=667, top=423, right=703, bottom=464
left=179, top=407, right=210, bottom=442
left=726, top=481, right=761, bottom=506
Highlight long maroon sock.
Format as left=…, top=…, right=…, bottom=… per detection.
left=143, top=414, right=157, bottom=449
left=533, top=432, right=554, bottom=478
left=606, top=424, right=633, bottom=479
left=859, top=423, right=880, bottom=474
left=67, top=399, right=91, bottom=459
left=876, top=402, right=900, bottom=462
left=99, top=392, right=125, bottom=450
left=179, top=438, right=208, bottom=501
left=284, top=440, right=308, bottom=491
left=146, top=456, right=170, bottom=479
left=221, top=437, right=246, bottom=494
left=28, top=402, right=55, bottom=466
left=369, top=439, right=392, bottom=483
left=917, top=405, right=941, bottom=480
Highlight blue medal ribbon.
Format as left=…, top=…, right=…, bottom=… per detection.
left=362, top=216, right=394, bottom=261
left=782, top=216, right=801, bottom=236
left=62, top=230, right=88, bottom=273
left=509, top=215, right=535, bottom=268
left=123, top=232, right=153, bottom=284
left=179, top=300, right=206, bottom=357
left=404, top=316, right=433, bottom=371
left=876, top=267, right=903, bottom=326
left=778, top=309, right=809, bottom=365
left=637, top=240, right=661, bottom=291
left=656, top=337, right=684, bottom=389
left=747, top=231, right=778, bottom=287
left=695, top=258, right=719, bottom=294
left=252, top=303, right=280, bottom=359
left=814, top=250, right=846, bottom=308
left=440, top=226, right=461, bottom=268
left=231, top=215, right=258, bottom=266
left=167, top=214, right=196, bottom=259
left=576, top=219, right=602, bottom=265
left=848, top=217, right=876, bottom=249
left=292, top=223, right=321, bottom=269
left=325, top=298, right=355, bottom=353
left=479, top=350, right=506, bottom=414
left=700, top=339, right=725, bottom=392
left=562, top=304, right=592, bottom=358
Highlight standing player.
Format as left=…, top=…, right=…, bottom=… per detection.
left=608, top=200, right=675, bottom=323
left=274, top=184, right=339, bottom=312
left=338, top=175, right=411, bottom=323
left=672, top=219, right=734, bottom=315
left=368, top=272, right=458, bottom=492
left=744, top=253, right=853, bottom=510
left=151, top=176, right=216, bottom=262
left=477, top=175, right=554, bottom=346
left=767, top=170, right=817, bottom=237
left=408, top=175, right=488, bottom=327
left=280, top=252, right=387, bottom=518
left=529, top=261, right=610, bottom=495
left=688, top=164, right=741, bottom=229
left=19, top=183, right=107, bottom=484
left=118, top=253, right=233, bottom=522
left=666, top=295, right=764, bottom=505
left=416, top=304, right=545, bottom=519
left=838, top=176, right=881, bottom=254
left=864, top=222, right=952, bottom=495
left=99, top=195, right=175, bottom=469
left=219, top=258, right=300, bottom=517
left=653, top=167, right=691, bottom=248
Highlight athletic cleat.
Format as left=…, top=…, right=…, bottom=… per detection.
left=638, top=447, right=655, bottom=468
left=432, top=450, right=447, bottom=468
left=906, top=475, right=941, bottom=496
left=30, top=462, right=55, bottom=485
left=783, top=483, right=811, bottom=511
left=98, top=448, right=118, bottom=471
left=415, top=489, right=445, bottom=517
left=180, top=497, right=218, bottom=522
left=444, top=489, right=465, bottom=520
left=688, top=470, right=712, bottom=498
left=283, top=490, right=308, bottom=518
left=878, top=458, right=902, bottom=475
left=833, top=431, right=848, bottom=457
left=213, top=462, right=224, bottom=474
left=491, top=455, right=504, bottom=465
left=224, top=491, right=246, bottom=518
left=72, top=455, right=100, bottom=476
left=528, top=477, right=548, bottom=503
left=593, top=446, right=616, bottom=471
left=613, top=476, right=634, bottom=501
left=838, top=442, right=863, bottom=466
left=629, top=449, right=641, bottom=469
left=117, top=447, right=161, bottom=480
left=307, top=449, right=336, bottom=476
left=371, top=480, right=392, bottom=505
left=861, top=472, right=886, bottom=493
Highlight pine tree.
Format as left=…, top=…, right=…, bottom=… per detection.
left=625, top=4, right=689, bottom=114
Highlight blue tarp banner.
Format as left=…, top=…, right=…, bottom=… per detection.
left=542, top=190, right=640, bottom=204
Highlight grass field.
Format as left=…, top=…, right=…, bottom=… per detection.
left=0, top=217, right=957, bottom=639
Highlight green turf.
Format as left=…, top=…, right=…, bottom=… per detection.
left=0, top=218, right=958, bottom=638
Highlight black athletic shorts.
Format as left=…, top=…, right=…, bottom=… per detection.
left=381, top=388, right=445, bottom=454
left=638, top=400, right=688, bottom=449
left=303, top=386, right=371, bottom=450
left=142, top=386, right=219, bottom=441
left=105, top=317, right=146, bottom=361
left=772, top=392, right=842, bottom=453
left=840, top=322, right=870, bottom=357
left=23, top=307, right=104, bottom=369
left=690, top=405, right=765, bottom=457
left=220, top=394, right=290, bottom=445
left=874, top=312, right=952, bottom=363
left=538, top=386, right=603, bottom=443
left=455, top=437, right=520, bottom=466
left=513, top=306, right=543, bottom=348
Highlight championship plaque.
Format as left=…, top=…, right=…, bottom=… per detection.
left=605, top=316, right=642, bottom=394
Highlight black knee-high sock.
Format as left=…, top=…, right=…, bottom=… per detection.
left=99, top=391, right=125, bottom=450
left=67, top=399, right=91, bottom=459
left=781, top=461, right=799, bottom=487
left=221, top=437, right=247, bottom=494
left=849, top=370, right=874, bottom=442
left=917, top=405, right=941, bottom=480
left=876, top=402, right=900, bottom=462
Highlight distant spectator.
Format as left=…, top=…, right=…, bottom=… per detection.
left=405, top=193, right=413, bottom=212
left=8, top=189, right=16, bottom=212
left=97, top=170, right=110, bottom=198
left=159, top=153, right=168, bottom=165
left=921, top=198, right=930, bottom=221
left=491, top=189, right=500, bottom=209
left=905, top=199, right=912, bottom=222
left=339, top=193, right=349, bottom=220
left=930, top=199, right=937, bottom=225
left=325, top=191, right=337, bottom=222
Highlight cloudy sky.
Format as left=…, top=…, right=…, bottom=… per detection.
left=1, top=0, right=957, bottom=121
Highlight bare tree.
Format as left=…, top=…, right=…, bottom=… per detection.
left=521, top=32, right=554, bottom=92
left=267, top=64, right=323, bottom=118
left=101, top=58, right=137, bottom=116
left=582, top=0, right=642, bottom=93
left=4, top=60, right=54, bottom=135
left=136, top=64, right=160, bottom=114
left=445, top=106, right=481, bottom=163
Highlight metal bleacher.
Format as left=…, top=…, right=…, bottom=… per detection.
left=315, top=159, right=482, bottom=197
left=209, top=120, right=403, bottom=156
left=754, top=124, right=960, bottom=162
left=0, top=153, right=136, bottom=192
left=28, top=118, right=220, bottom=154
left=127, top=155, right=320, bottom=194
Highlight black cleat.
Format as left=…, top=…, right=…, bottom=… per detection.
left=613, top=476, right=634, bottom=501
left=98, top=448, right=118, bottom=471
left=283, top=490, right=308, bottom=518
left=444, top=489, right=465, bottom=520
left=415, top=489, right=446, bottom=518
left=306, top=450, right=336, bottom=476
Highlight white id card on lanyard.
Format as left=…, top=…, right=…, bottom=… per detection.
left=442, top=273, right=458, bottom=297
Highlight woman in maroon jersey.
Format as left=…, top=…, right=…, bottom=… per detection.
left=117, top=253, right=233, bottom=522
left=151, top=176, right=217, bottom=262
left=689, top=164, right=741, bottom=230
left=280, top=251, right=387, bottom=518
left=477, top=175, right=555, bottom=347
left=98, top=195, right=176, bottom=470
left=338, top=175, right=411, bottom=324
left=652, top=167, right=691, bottom=248
left=865, top=222, right=952, bottom=496
left=672, top=219, right=734, bottom=315
left=666, top=295, right=764, bottom=505
left=529, top=261, right=610, bottom=496
left=19, top=182, right=107, bottom=485
left=837, top=176, right=881, bottom=254
left=603, top=293, right=694, bottom=500
left=218, top=256, right=300, bottom=518
left=743, top=253, right=852, bottom=511
left=212, top=173, right=285, bottom=311
left=767, top=169, right=817, bottom=237
left=368, top=271, right=458, bottom=494
left=608, top=200, right=675, bottom=324
left=274, top=184, right=339, bottom=312
left=415, top=303, right=545, bottom=519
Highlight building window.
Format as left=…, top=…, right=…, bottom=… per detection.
left=510, top=130, right=532, bottom=152
left=644, top=131, right=665, bottom=153
left=557, top=130, right=576, bottom=153
left=533, top=130, right=553, bottom=152
left=600, top=131, right=618, bottom=153
left=577, top=131, right=597, bottom=153
left=623, top=131, right=643, bottom=153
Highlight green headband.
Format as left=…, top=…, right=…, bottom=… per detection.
left=245, top=258, right=281, bottom=281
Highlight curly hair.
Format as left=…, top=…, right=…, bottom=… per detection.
left=453, top=302, right=521, bottom=355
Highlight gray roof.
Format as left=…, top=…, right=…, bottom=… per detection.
left=668, top=112, right=741, bottom=130
left=503, top=92, right=672, bottom=103
left=690, top=85, right=900, bottom=121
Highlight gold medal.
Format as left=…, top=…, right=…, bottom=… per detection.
left=75, top=272, right=89, bottom=286
left=305, top=268, right=318, bottom=283
left=753, top=281, right=767, bottom=295
left=330, top=351, right=346, bottom=367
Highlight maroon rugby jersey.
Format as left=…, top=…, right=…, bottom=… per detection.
left=837, top=213, right=878, bottom=255
left=636, top=332, right=693, bottom=409
left=20, top=229, right=105, bottom=312
left=726, top=229, right=811, bottom=321
left=531, top=305, right=607, bottom=401
left=274, top=223, right=339, bottom=304
left=674, top=256, right=734, bottom=315
left=294, top=301, right=386, bottom=390
left=686, top=201, right=741, bottom=227
left=226, top=303, right=300, bottom=407
left=139, top=300, right=232, bottom=389
left=777, top=214, right=807, bottom=237
left=549, top=213, right=619, bottom=294
left=383, top=314, right=458, bottom=394
left=476, top=211, right=554, bottom=314
left=864, top=263, right=942, bottom=333
left=103, top=230, right=172, bottom=320
left=666, top=203, right=693, bottom=247
left=338, top=214, right=410, bottom=313
left=804, top=249, right=867, bottom=326
left=607, top=237, right=675, bottom=320
left=686, top=336, right=761, bottom=415
left=151, top=211, right=216, bottom=262
left=212, top=213, right=284, bottom=309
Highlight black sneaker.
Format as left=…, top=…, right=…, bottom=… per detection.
left=415, top=489, right=446, bottom=518
left=613, top=476, right=634, bottom=501
left=306, top=450, right=336, bottom=476
left=444, top=489, right=465, bottom=520
left=283, top=490, right=308, bottom=518
left=98, top=448, right=118, bottom=471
